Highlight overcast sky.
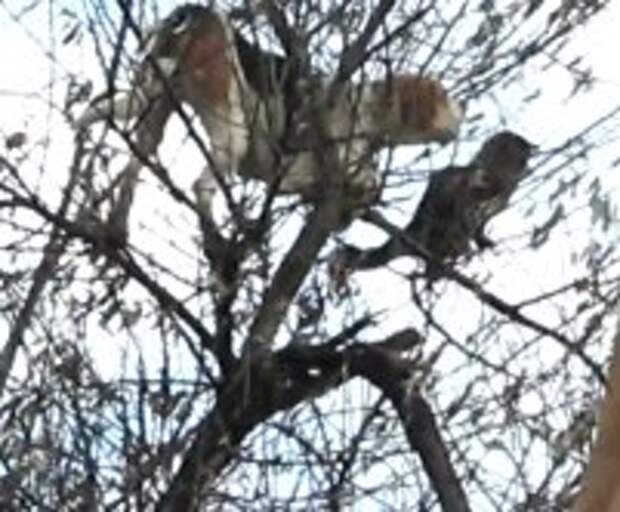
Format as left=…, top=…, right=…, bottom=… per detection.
left=3, top=3, right=620, bottom=509
left=3, top=0, right=620, bottom=357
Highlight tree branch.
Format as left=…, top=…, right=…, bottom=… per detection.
left=335, top=0, right=396, bottom=84
left=3, top=187, right=216, bottom=364
left=0, top=134, right=85, bottom=397
left=155, top=326, right=421, bottom=511
left=361, top=209, right=605, bottom=382
left=350, top=333, right=471, bottom=512
left=247, top=198, right=342, bottom=349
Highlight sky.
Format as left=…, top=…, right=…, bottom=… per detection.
left=2, top=1, right=620, bottom=508
left=2, top=0, right=620, bottom=430
left=2, top=0, right=620, bottom=406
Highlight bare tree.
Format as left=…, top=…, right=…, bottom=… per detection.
left=1, top=0, right=619, bottom=510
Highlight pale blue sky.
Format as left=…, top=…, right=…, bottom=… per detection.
left=3, top=3, right=620, bottom=506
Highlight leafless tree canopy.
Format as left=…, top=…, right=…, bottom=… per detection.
left=1, top=0, right=619, bottom=510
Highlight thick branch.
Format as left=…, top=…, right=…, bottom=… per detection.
left=247, top=104, right=349, bottom=349
left=158, top=328, right=471, bottom=511
left=399, top=394, right=471, bottom=512
left=155, top=326, right=420, bottom=511
left=247, top=199, right=341, bottom=348
left=352, top=336, right=471, bottom=512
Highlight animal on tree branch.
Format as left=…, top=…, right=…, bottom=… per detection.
left=75, top=3, right=463, bottom=239
left=329, top=130, right=536, bottom=286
